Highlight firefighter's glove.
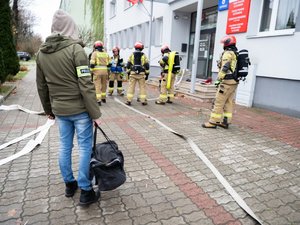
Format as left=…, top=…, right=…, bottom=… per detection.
left=214, top=79, right=221, bottom=88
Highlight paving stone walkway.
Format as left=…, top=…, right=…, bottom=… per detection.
left=0, top=65, right=299, bottom=225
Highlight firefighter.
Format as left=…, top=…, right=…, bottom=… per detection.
left=202, top=35, right=238, bottom=129
left=90, top=41, right=110, bottom=105
left=108, top=46, right=124, bottom=96
left=125, top=41, right=150, bottom=106
left=156, top=44, right=180, bottom=104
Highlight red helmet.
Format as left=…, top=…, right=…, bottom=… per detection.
left=134, top=41, right=144, bottom=50
left=161, top=44, right=170, bottom=54
left=220, top=36, right=236, bottom=47
left=112, top=46, right=120, bottom=53
left=94, top=41, right=103, bottom=48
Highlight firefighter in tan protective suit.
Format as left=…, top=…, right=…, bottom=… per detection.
left=108, top=46, right=124, bottom=96
left=90, top=41, right=110, bottom=105
left=156, top=44, right=180, bottom=105
left=125, top=41, right=150, bottom=106
left=202, top=35, right=238, bottom=129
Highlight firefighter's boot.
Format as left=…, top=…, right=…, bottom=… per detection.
left=201, top=122, right=217, bottom=129
left=218, top=117, right=229, bottom=129
left=166, top=97, right=173, bottom=104
left=155, top=100, right=165, bottom=105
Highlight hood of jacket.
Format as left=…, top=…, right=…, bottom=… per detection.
left=51, top=9, right=79, bottom=40
left=39, top=9, right=84, bottom=54
left=39, top=34, right=83, bottom=54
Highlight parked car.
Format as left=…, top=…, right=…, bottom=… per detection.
left=17, top=51, right=31, bottom=61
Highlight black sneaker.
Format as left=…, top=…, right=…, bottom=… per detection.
left=142, top=102, right=147, bottom=105
left=101, top=99, right=106, bottom=103
left=79, top=189, right=100, bottom=206
left=125, top=101, right=131, bottom=106
left=97, top=101, right=101, bottom=106
left=65, top=181, right=78, bottom=197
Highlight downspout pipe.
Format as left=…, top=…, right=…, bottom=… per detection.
left=190, top=0, right=203, bottom=93
left=148, top=0, right=154, bottom=62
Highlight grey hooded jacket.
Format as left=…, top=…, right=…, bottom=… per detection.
left=36, top=10, right=101, bottom=119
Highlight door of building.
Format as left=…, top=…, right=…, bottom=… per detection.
left=188, top=6, right=217, bottom=79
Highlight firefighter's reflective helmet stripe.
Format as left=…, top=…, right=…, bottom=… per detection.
left=223, top=112, right=232, bottom=118
left=210, top=112, right=223, bottom=119
left=76, top=66, right=91, bottom=77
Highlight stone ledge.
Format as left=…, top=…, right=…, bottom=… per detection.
left=0, top=83, right=16, bottom=105
left=147, top=78, right=216, bottom=102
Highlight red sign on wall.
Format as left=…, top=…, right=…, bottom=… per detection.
left=226, top=0, right=251, bottom=34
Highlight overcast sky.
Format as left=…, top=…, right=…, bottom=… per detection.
left=26, top=0, right=61, bottom=40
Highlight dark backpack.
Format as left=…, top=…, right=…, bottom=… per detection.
left=133, top=51, right=144, bottom=74
left=172, top=51, right=181, bottom=73
left=235, top=49, right=251, bottom=81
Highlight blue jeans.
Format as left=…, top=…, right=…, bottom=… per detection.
left=56, top=112, right=93, bottom=191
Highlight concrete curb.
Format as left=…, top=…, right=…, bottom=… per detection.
left=0, top=83, right=17, bottom=105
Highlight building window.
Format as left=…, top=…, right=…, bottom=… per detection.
left=154, top=18, right=163, bottom=46
left=122, top=30, right=127, bottom=48
left=117, top=32, right=122, bottom=47
left=260, top=0, right=299, bottom=32
left=144, top=22, right=149, bottom=47
left=110, top=0, right=116, bottom=18
left=136, top=25, right=142, bottom=43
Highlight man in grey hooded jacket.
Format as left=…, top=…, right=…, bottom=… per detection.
left=36, top=9, right=101, bottom=206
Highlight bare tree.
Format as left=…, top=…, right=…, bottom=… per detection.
left=11, top=0, right=37, bottom=50
left=78, top=26, right=95, bottom=48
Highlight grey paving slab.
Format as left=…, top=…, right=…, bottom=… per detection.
left=0, top=64, right=299, bottom=225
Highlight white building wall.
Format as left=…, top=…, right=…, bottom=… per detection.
left=213, top=1, right=300, bottom=81
left=107, top=0, right=300, bottom=116
left=105, top=1, right=173, bottom=68
left=212, top=0, right=300, bottom=115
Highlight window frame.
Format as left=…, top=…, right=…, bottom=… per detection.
left=258, top=0, right=297, bottom=36
left=110, top=0, right=116, bottom=18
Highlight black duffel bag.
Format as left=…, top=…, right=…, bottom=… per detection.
left=90, top=124, right=126, bottom=191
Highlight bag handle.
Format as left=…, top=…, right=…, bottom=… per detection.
left=93, top=122, right=118, bottom=153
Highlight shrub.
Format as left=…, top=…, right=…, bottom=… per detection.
left=0, top=0, right=20, bottom=80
